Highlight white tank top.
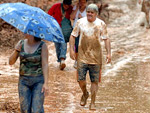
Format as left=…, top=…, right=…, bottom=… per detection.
left=73, top=5, right=87, bottom=28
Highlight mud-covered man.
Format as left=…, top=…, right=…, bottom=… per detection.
left=69, top=3, right=111, bottom=110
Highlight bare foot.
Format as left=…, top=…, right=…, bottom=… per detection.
left=146, top=24, right=150, bottom=29
left=140, top=22, right=145, bottom=26
left=80, top=92, right=89, bottom=106
left=146, top=26, right=150, bottom=29
left=89, top=104, right=96, bottom=110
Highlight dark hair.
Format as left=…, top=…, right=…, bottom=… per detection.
left=63, top=0, right=72, bottom=5
left=79, top=0, right=88, bottom=2
left=34, top=36, right=41, bottom=41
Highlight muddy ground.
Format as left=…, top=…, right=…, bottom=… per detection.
left=0, top=0, right=150, bottom=113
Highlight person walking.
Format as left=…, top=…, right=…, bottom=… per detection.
left=70, top=0, right=87, bottom=69
left=9, top=34, right=49, bottom=113
left=139, top=0, right=150, bottom=29
left=48, top=0, right=73, bottom=70
left=69, top=4, right=111, bottom=110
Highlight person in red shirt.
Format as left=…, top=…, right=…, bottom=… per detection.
left=48, top=0, right=73, bottom=70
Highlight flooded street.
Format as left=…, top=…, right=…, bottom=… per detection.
left=0, top=0, right=150, bottom=112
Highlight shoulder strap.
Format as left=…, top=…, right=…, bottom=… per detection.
left=61, top=3, right=65, bottom=19
left=61, top=3, right=65, bottom=14
left=20, top=40, right=24, bottom=52
left=38, top=41, right=45, bottom=49
left=34, top=41, right=45, bottom=54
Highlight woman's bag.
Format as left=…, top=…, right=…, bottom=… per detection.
left=61, top=17, right=73, bottom=42
left=61, top=3, right=73, bottom=42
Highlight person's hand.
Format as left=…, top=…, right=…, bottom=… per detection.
left=106, top=54, right=111, bottom=64
left=78, top=13, right=82, bottom=19
left=76, top=3, right=79, bottom=10
left=15, top=40, right=22, bottom=52
left=41, top=83, right=49, bottom=96
left=70, top=49, right=76, bottom=60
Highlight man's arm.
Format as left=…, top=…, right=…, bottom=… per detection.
left=69, top=35, right=76, bottom=60
left=104, top=38, right=111, bottom=63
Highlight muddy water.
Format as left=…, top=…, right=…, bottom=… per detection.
left=0, top=0, right=150, bottom=112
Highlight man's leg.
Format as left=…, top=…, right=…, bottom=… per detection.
left=90, top=82, right=98, bottom=110
left=145, top=12, right=150, bottom=28
left=144, top=1, right=150, bottom=28
left=59, top=42, right=67, bottom=70
left=79, top=81, right=89, bottom=106
left=89, top=64, right=101, bottom=110
left=78, top=62, right=89, bottom=106
left=54, top=42, right=61, bottom=62
left=79, top=81, right=87, bottom=95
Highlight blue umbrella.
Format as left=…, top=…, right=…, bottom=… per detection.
left=0, top=2, right=65, bottom=43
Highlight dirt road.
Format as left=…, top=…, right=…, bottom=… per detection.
left=0, top=0, right=150, bottom=113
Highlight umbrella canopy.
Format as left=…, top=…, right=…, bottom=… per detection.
left=0, top=2, right=65, bottom=43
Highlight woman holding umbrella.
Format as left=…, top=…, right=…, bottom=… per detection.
left=9, top=34, right=49, bottom=113
left=0, top=2, right=64, bottom=112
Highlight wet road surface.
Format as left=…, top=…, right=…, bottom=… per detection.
left=0, top=0, right=150, bottom=112
left=0, top=55, right=150, bottom=113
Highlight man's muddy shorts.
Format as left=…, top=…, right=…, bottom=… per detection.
left=77, top=62, right=102, bottom=82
